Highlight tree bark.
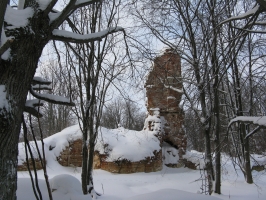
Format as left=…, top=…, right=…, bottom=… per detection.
left=0, top=0, right=9, bottom=40
left=0, top=10, right=50, bottom=199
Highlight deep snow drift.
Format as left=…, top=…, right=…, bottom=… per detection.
left=17, top=125, right=266, bottom=200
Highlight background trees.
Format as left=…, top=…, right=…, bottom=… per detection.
left=129, top=0, right=266, bottom=194
left=100, top=98, right=145, bottom=130
left=1, top=0, right=266, bottom=199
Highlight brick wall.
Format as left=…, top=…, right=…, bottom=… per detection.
left=145, top=49, right=187, bottom=157
left=56, top=139, right=163, bottom=173
left=100, top=150, right=162, bottom=173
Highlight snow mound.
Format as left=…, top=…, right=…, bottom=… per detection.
left=50, top=174, right=92, bottom=200
left=251, top=154, right=266, bottom=167
left=123, top=189, right=221, bottom=200
left=162, top=142, right=179, bottom=164
left=183, top=150, right=205, bottom=169
left=18, top=124, right=82, bottom=165
left=96, top=126, right=161, bottom=162
left=18, top=124, right=161, bottom=165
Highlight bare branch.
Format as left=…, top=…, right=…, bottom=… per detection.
left=32, top=84, right=52, bottom=91
left=24, top=106, right=43, bottom=118
left=0, top=39, right=13, bottom=56
left=24, top=99, right=44, bottom=118
left=234, top=28, right=266, bottom=34
left=50, top=0, right=100, bottom=29
left=32, top=77, right=52, bottom=85
left=229, top=116, right=266, bottom=128
left=257, top=0, right=266, bottom=10
left=245, top=126, right=261, bottom=139
left=52, top=27, right=124, bottom=43
left=219, top=4, right=261, bottom=25
left=43, top=0, right=58, bottom=16
left=30, top=88, right=75, bottom=106
left=74, top=0, right=102, bottom=9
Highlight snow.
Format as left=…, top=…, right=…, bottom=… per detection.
left=18, top=124, right=161, bottom=164
left=17, top=157, right=266, bottom=200
left=18, top=175, right=92, bottom=200
left=17, top=125, right=266, bottom=200
left=18, top=124, right=81, bottom=165
left=49, top=12, right=61, bottom=22
left=50, top=174, right=92, bottom=200
left=183, top=150, right=206, bottom=169
left=5, top=5, right=34, bottom=29
left=36, top=0, right=51, bottom=10
left=200, top=117, right=206, bottom=124
left=25, top=99, right=44, bottom=107
left=32, top=76, right=51, bottom=85
left=1, top=27, right=11, bottom=60
left=96, top=127, right=161, bottom=162
left=162, top=142, right=179, bottom=164
left=0, top=85, right=9, bottom=111
left=18, top=0, right=25, bottom=10
left=76, top=0, right=94, bottom=6
left=32, top=84, right=52, bottom=90
left=167, top=96, right=176, bottom=100
left=164, top=84, right=183, bottom=93
left=251, top=154, right=266, bottom=167
left=52, top=27, right=123, bottom=42
left=229, top=116, right=266, bottom=128
left=31, top=90, right=72, bottom=104
left=124, top=189, right=221, bottom=200
left=221, top=5, right=260, bottom=24
left=146, top=85, right=154, bottom=88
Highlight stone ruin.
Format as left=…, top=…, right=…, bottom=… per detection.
left=17, top=49, right=188, bottom=173
left=145, top=49, right=186, bottom=158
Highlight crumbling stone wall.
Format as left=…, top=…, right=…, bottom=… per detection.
left=17, top=158, right=45, bottom=171
left=145, top=49, right=187, bottom=157
left=100, top=150, right=162, bottom=173
left=57, top=139, right=101, bottom=169
left=57, top=139, right=162, bottom=173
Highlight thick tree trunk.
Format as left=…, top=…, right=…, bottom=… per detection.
left=0, top=49, right=44, bottom=199
left=0, top=10, right=49, bottom=199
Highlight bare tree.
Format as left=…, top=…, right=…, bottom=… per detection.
left=0, top=0, right=124, bottom=199
left=51, top=1, right=128, bottom=196
left=101, top=97, right=145, bottom=130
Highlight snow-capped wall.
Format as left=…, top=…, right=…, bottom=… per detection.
left=18, top=125, right=162, bottom=173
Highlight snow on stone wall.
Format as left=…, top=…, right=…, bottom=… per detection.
left=145, top=49, right=187, bottom=157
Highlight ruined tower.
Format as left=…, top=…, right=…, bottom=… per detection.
left=145, top=49, right=186, bottom=157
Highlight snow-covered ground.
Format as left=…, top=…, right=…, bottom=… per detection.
left=17, top=125, right=266, bottom=200
left=17, top=162, right=266, bottom=200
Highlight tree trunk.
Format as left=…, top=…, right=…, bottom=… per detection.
left=233, top=58, right=253, bottom=184
left=214, top=90, right=221, bottom=194
left=204, top=127, right=214, bottom=195
left=0, top=0, right=9, bottom=39
left=244, top=135, right=253, bottom=183
left=81, top=123, right=89, bottom=194
left=0, top=46, right=46, bottom=199
left=87, top=137, right=95, bottom=195
left=0, top=11, right=50, bottom=199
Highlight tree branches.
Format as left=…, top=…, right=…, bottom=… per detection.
left=52, top=27, right=124, bottom=43
left=50, top=0, right=100, bottom=29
